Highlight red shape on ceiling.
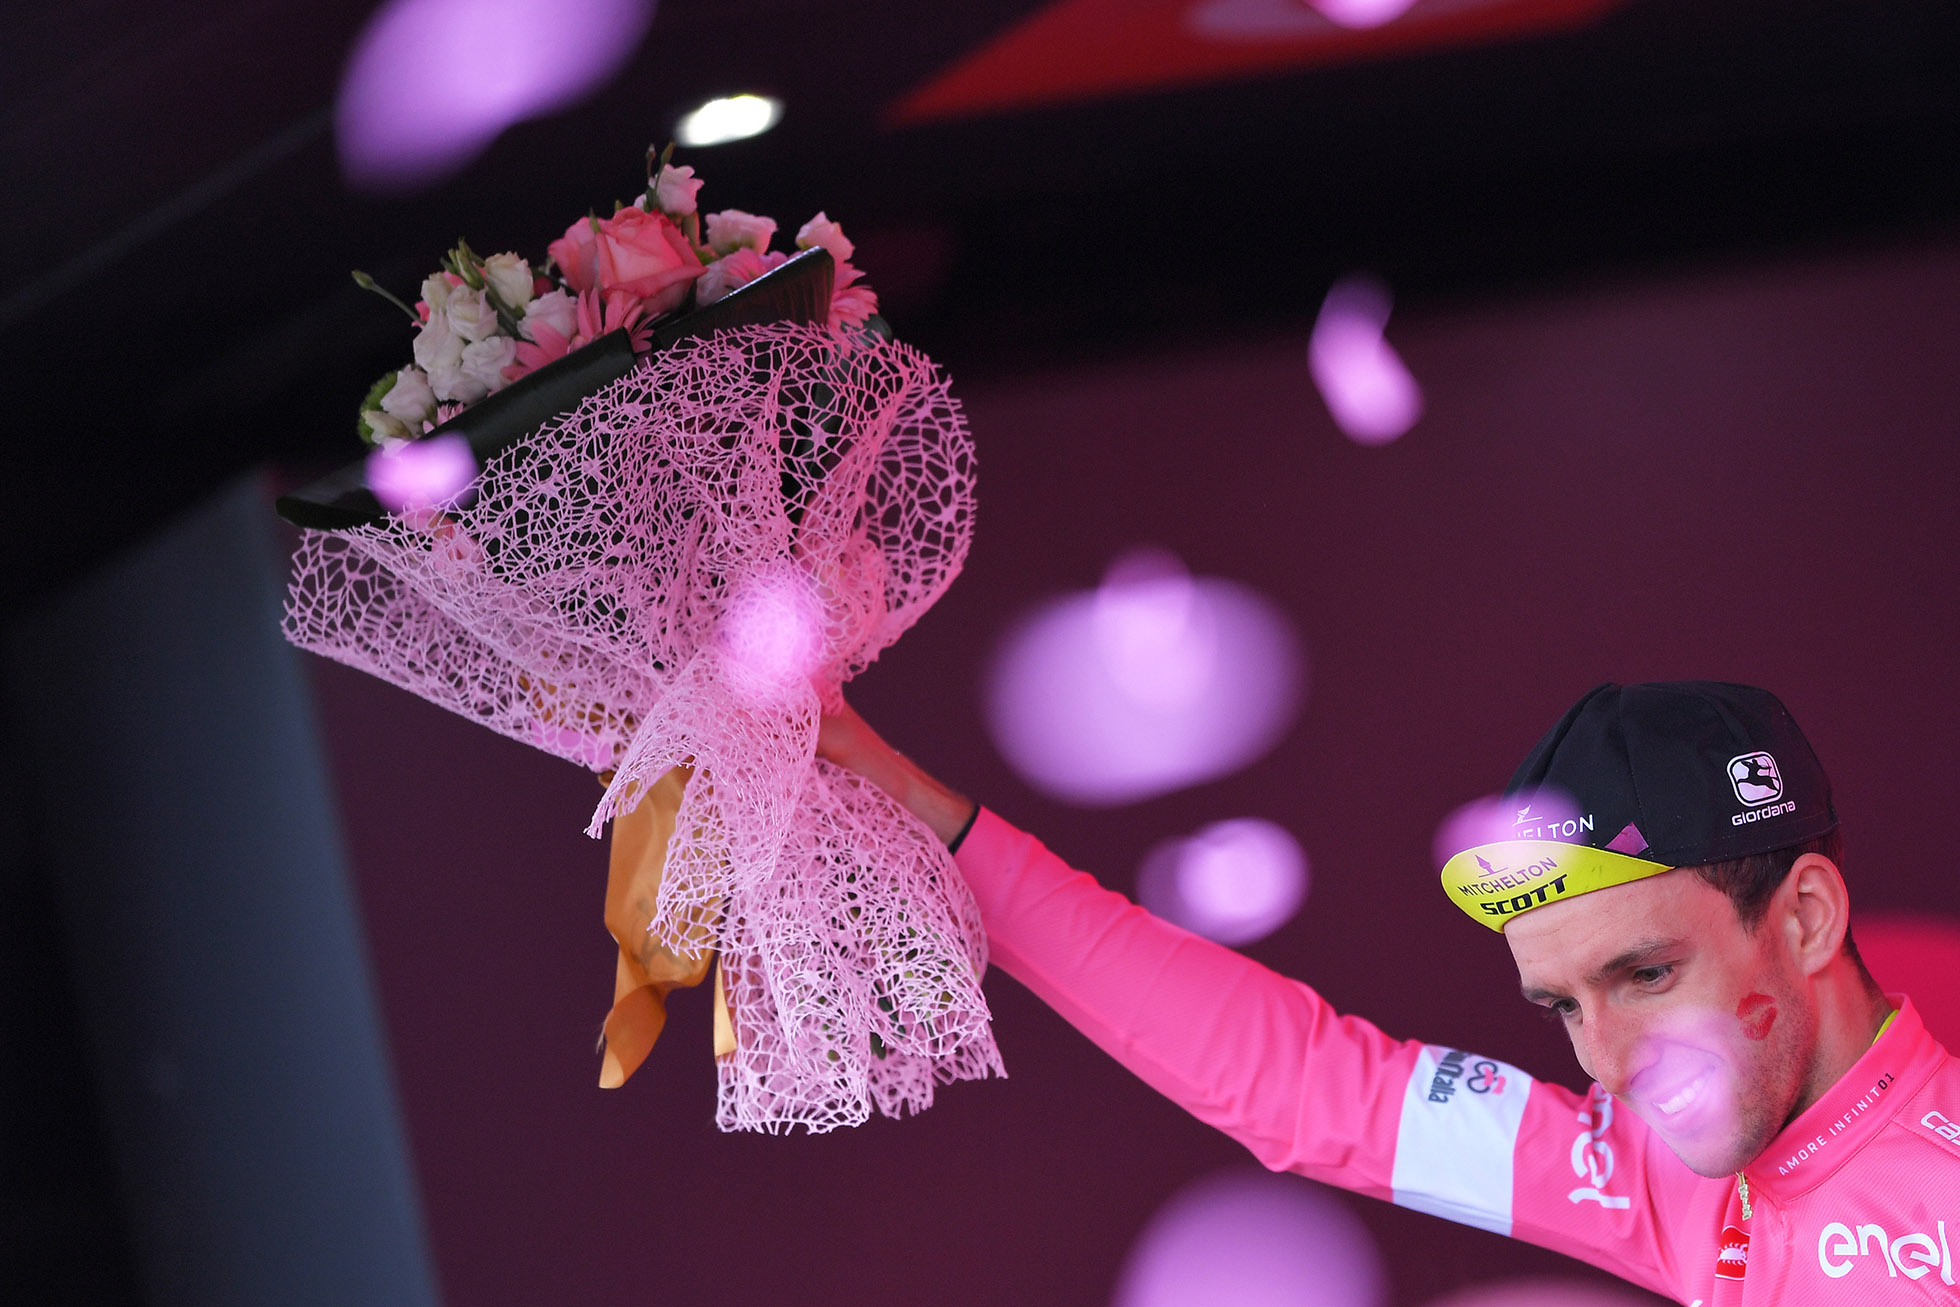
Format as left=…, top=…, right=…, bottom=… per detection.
left=889, top=0, right=1628, bottom=124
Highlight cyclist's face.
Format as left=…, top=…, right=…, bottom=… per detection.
left=1506, top=869, right=1813, bottom=1178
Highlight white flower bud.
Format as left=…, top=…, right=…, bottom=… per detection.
left=428, top=363, right=484, bottom=404
left=412, top=314, right=464, bottom=375
left=379, top=366, right=436, bottom=425
left=416, top=318, right=480, bottom=403
left=362, top=409, right=412, bottom=443
left=445, top=286, right=501, bottom=342
left=482, top=253, right=534, bottom=310
left=420, top=273, right=455, bottom=317
left=461, top=335, right=518, bottom=395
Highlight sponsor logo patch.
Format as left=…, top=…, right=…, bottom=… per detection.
left=1466, top=854, right=1572, bottom=918
left=1727, top=751, right=1784, bottom=806
left=1466, top=1060, right=1507, bottom=1095
left=1427, top=1049, right=1468, bottom=1103
left=1816, top=1217, right=1955, bottom=1283
left=1567, top=1084, right=1631, bottom=1210
left=1715, top=1225, right=1749, bottom=1280
left=1509, top=804, right=1596, bottom=842
left=1921, top=1109, right=1960, bottom=1149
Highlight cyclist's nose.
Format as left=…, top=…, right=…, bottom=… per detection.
left=1577, top=1005, right=1643, bottom=1096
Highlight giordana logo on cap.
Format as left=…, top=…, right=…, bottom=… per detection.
left=1727, top=752, right=1784, bottom=806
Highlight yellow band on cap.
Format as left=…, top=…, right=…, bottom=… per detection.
left=1440, top=840, right=1672, bottom=930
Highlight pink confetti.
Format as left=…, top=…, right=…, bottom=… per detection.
left=1309, top=273, right=1424, bottom=445
left=364, top=433, right=478, bottom=513
left=336, top=0, right=655, bottom=190
left=1115, top=1167, right=1384, bottom=1307
left=1137, top=819, right=1309, bottom=947
left=986, top=549, right=1303, bottom=806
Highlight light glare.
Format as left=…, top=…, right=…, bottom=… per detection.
left=718, top=566, right=824, bottom=696
left=1431, top=787, right=1583, bottom=871
left=1137, top=819, right=1308, bottom=947
left=1091, top=549, right=1217, bottom=708
left=1187, top=0, right=1425, bottom=39
left=1114, top=1168, right=1384, bottom=1307
left=1310, top=0, right=1420, bottom=27
left=675, top=94, right=784, bottom=147
left=365, top=434, right=478, bottom=513
left=1309, top=272, right=1423, bottom=445
left=336, top=0, right=655, bottom=190
left=985, top=549, right=1303, bottom=807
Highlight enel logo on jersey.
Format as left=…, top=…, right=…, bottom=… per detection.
left=1815, top=1217, right=1954, bottom=1282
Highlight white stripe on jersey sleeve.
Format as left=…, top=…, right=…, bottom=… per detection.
left=1390, top=1045, right=1535, bottom=1236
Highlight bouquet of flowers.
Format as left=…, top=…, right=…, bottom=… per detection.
left=282, top=147, right=1000, bottom=1134
left=351, top=145, right=880, bottom=450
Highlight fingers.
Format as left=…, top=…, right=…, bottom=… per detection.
left=814, top=697, right=975, bottom=846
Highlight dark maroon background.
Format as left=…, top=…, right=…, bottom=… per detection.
left=309, top=237, right=1960, bottom=1307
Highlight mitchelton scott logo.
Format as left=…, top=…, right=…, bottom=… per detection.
left=1727, top=752, right=1784, bottom=806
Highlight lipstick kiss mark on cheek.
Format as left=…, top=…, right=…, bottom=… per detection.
left=1736, top=992, right=1777, bottom=1041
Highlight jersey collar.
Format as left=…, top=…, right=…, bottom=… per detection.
left=1744, top=994, right=1946, bottom=1203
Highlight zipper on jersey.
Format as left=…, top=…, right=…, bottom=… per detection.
left=1736, top=1172, right=1752, bottom=1221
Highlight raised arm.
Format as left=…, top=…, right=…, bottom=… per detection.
left=819, top=701, right=1459, bottom=1188
left=817, top=701, right=1699, bottom=1297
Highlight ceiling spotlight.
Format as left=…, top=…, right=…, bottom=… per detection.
left=1306, top=0, right=1419, bottom=28
left=674, top=94, right=783, bottom=147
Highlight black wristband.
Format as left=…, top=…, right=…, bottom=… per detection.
left=946, top=802, right=980, bottom=854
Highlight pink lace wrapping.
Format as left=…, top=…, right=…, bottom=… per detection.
left=284, top=322, right=1001, bottom=1132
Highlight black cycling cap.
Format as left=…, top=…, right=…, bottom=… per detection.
left=1506, top=681, right=1839, bottom=869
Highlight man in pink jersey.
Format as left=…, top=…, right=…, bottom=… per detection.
left=820, top=681, right=1960, bottom=1304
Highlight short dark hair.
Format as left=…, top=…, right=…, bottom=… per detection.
left=1688, top=828, right=1857, bottom=957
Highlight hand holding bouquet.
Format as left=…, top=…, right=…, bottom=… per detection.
left=285, top=143, right=998, bottom=1135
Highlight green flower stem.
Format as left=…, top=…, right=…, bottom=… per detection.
left=351, top=271, right=419, bottom=322
left=484, top=287, right=529, bottom=340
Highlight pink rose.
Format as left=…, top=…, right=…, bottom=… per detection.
left=705, top=208, right=777, bottom=256
left=651, top=163, right=703, bottom=217
left=548, top=217, right=601, bottom=293
left=593, top=206, right=704, bottom=317
left=697, top=247, right=788, bottom=306
left=795, top=212, right=855, bottom=264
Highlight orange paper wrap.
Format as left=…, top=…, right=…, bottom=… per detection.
left=599, top=765, right=734, bottom=1088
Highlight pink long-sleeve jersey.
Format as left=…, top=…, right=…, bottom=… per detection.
left=955, top=809, right=1960, bottom=1304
